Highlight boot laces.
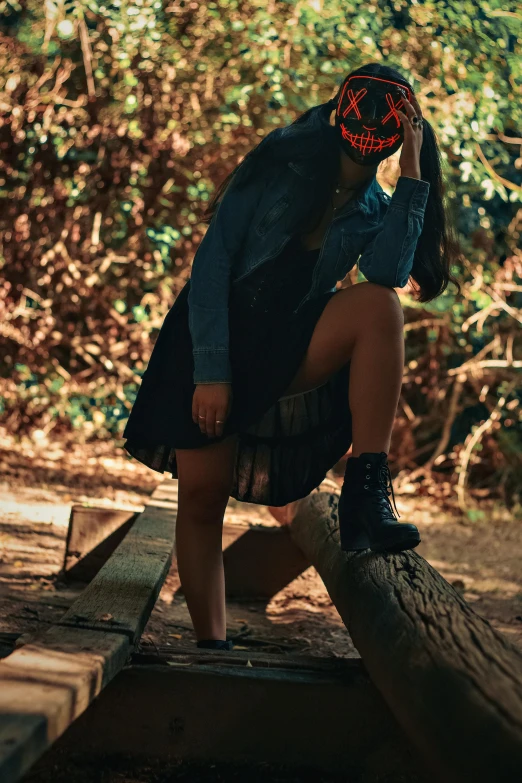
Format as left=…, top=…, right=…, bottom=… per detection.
left=378, top=460, right=401, bottom=520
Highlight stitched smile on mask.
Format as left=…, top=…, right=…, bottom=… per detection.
left=334, top=75, right=413, bottom=166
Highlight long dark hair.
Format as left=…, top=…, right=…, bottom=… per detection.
left=201, top=62, right=463, bottom=303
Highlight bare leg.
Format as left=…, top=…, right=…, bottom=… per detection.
left=281, top=282, right=405, bottom=457
left=174, top=434, right=238, bottom=641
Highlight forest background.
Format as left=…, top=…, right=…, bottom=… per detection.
left=1, top=0, right=521, bottom=518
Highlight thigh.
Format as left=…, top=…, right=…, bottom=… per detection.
left=175, top=434, right=239, bottom=510
left=282, top=282, right=402, bottom=397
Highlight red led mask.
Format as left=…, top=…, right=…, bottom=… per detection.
left=334, top=75, right=413, bottom=166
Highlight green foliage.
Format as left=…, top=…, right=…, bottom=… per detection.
left=0, top=0, right=521, bottom=503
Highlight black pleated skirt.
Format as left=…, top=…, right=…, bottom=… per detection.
left=123, top=236, right=352, bottom=506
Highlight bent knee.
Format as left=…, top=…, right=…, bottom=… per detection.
left=353, top=281, right=404, bottom=326
left=356, top=280, right=401, bottom=302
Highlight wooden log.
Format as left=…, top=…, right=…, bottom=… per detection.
left=286, top=491, right=522, bottom=783
left=57, top=480, right=177, bottom=644
left=62, top=504, right=139, bottom=582
left=0, top=625, right=129, bottom=783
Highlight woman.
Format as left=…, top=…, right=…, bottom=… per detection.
left=123, top=62, right=462, bottom=650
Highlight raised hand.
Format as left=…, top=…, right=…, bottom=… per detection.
left=396, top=95, right=424, bottom=179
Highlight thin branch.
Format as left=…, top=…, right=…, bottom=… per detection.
left=78, top=18, right=96, bottom=99
left=424, top=377, right=465, bottom=472
left=447, top=359, right=522, bottom=375
left=484, top=283, right=522, bottom=325
left=403, top=317, right=445, bottom=332
left=456, top=380, right=518, bottom=511
left=474, top=142, right=522, bottom=192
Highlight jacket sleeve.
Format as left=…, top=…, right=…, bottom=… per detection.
left=188, top=160, right=271, bottom=385
left=358, top=176, right=430, bottom=289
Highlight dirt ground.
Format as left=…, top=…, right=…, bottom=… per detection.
left=1, top=432, right=521, bottom=659
left=21, top=756, right=427, bottom=783
left=1, top=433, right=521, bottom=782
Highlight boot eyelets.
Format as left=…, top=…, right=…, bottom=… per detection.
left=364, top=484, right=369, bottom=489
left=366, top=463, right=371, bottom=468
left=366, top=474, right=370, bottom=479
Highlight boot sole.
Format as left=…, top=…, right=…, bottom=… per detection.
left=340, top=525, right=421, bottom=554
left=340, top=532, right=421, bottom=554
left=369, top=532, right=421, bottom=553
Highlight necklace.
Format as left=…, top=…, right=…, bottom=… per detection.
left=331, top=181, right=358, bottom=214
left=335, top=182, right=358, bottom=194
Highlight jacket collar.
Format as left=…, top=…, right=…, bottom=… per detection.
left=286, top=102, right=377, bottom=216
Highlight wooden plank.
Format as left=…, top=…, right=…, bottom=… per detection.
left=286, top=491, right=522, bottom=783
left=0, top=480, right=177, bottom=783
left=0, top=625, right=129, bottom=783
left=35, top=659, right=428, bottom=781
left=62, top=505, right=139, bottom=582
left=57, top=480, right=177, bottom=644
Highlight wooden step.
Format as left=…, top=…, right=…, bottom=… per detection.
left=25, top=647, right=429, bottom=782
left=0, top=479, right=177, bottom=783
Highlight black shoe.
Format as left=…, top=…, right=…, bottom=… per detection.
left=196, top=639, right=233, bottom=650
left=338, top=451, right=421, bottom=554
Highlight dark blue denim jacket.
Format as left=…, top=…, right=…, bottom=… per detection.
left=188, top=102, right=430, bottom=385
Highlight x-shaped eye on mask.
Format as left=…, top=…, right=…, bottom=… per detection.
left=335, top=75, right=413, bottom=166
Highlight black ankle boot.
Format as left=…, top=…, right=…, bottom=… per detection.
left=196, top=639, right=233, bottom=651
left=338, top=451, right=421, bottom=553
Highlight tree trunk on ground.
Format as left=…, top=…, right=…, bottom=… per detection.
left=286, top=491, right=522, bottom=783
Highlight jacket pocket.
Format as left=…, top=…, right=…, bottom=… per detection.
left=255, top=195, right=290, bottom=236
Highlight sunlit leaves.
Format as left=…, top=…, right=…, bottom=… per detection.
left=1, top=0, right=521, bottom=476
left=113, top=299, right=126, bottom=313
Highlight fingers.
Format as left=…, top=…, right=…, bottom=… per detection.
left=409, top=94, right=423, bottom=118
left=196, top=408, right=211, bottom=437
left=397, top=108, right=423, bottom=142
left=204, top=409, right=216, bottom=439
left=214, top=408, right=227, bottom=439
left=192, top=400, right=202, bottom=427
left=205, top=408, right=219, bottom=439
left=400, top=96, right=416, bottom=121
left=193, top=408, right=206, bottom=434
left=192, top=400, right=209, bottom=436
left=401, top=96, right=423, bottom=128
left=197, top=409, right=210, bottom=437
left=192, top=385, right=231, bottom=439
left=192, top=405, right=228, bottom=439
left=396, top=109, right=413, bottom=136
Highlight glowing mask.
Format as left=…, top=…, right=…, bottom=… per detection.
left=334, top=75, right=413, bottom=166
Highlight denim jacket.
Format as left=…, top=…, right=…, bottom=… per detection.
left=188, top=102, right=430, bottom=385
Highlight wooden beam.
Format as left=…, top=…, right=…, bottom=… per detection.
left=286, top=491, right=522, bottom=783
left=0, top=625, right=129, bottom=783
left=57, top=481, right=177, bottom=644
left=63, top=502, right=310, bottom=602
left=62, top=504, right=139, bottom=583
left=0, top=479, right=177, bottom=783
left=38, top=651, right=427, bottom=780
